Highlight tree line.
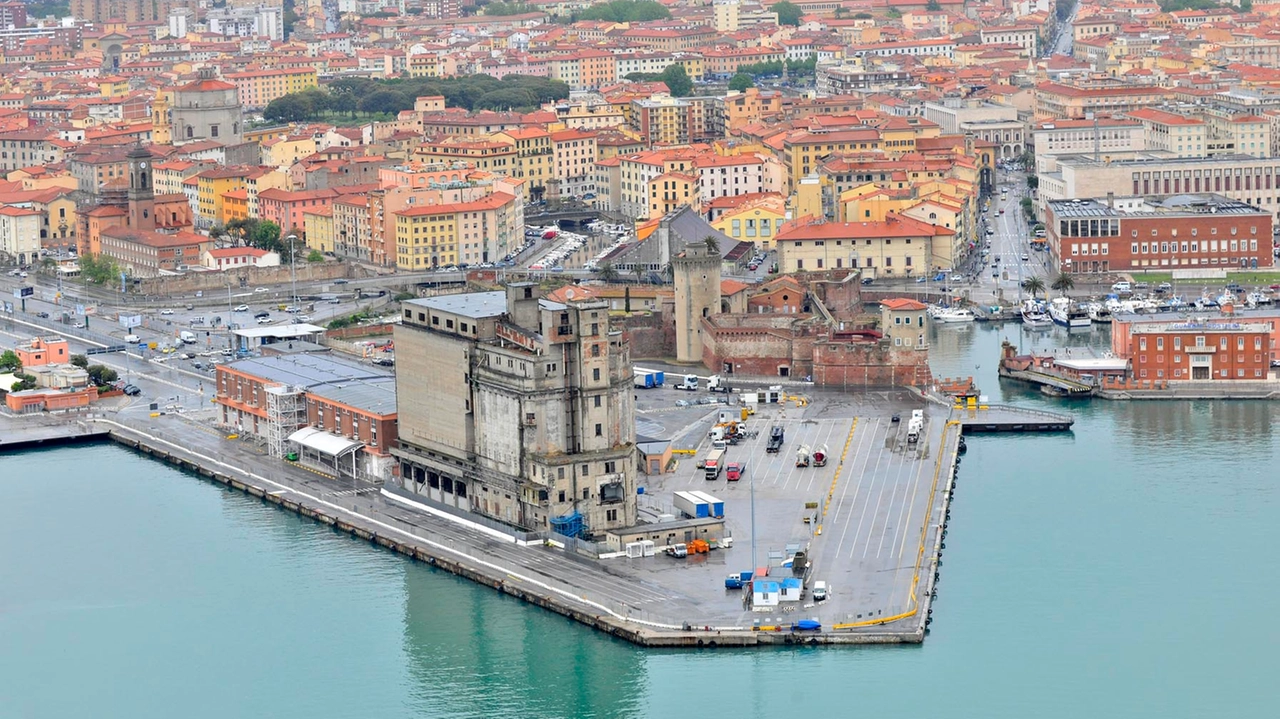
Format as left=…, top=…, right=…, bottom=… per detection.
left=264, top=75, right=571, bottom=123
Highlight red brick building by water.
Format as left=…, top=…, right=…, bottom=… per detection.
left=1045, top=194, right=1272, bottom=274
left=1124, top=320, right=1272, bottom=382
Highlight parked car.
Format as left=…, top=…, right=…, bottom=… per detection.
left=234, top=304, right=249, bottom=312
left=253, top=311, right=270, bottom=319
left=35, top=311, right=49, bottom=318
left=333, top=279, right=349, bottom=284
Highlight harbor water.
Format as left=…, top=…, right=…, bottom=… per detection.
left=2, top=322, right=1276, bottom=718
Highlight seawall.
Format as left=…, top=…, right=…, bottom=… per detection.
left=94, top=419, right=940, bottom=648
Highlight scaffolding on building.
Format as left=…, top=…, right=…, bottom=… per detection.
left=264, top=384, right=305, bottom=458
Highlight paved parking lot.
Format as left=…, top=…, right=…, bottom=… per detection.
left=610, top=391, right=954, bottom=629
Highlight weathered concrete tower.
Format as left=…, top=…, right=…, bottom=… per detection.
left=672, top=242, right=721, bottom=363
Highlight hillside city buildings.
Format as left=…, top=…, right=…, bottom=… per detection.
left=9, top=0, right=1280, bottom=534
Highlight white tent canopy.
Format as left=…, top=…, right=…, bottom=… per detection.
left=288, top=427, right=363, bottom=457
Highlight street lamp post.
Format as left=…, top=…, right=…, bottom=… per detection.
left=226, top=281, right=234, bottom=352
left=287, top=234, right=297, bottom=305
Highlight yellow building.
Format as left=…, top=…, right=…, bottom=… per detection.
left=774, top=215, right=958, bottom=276
left=98, top=76, right=130, bottom=98
left=302, top=206, right=334, bottom=254
left=195, top=167, right=253, bottom=228
left=395, top=206, right=458, bottom=270
left=221, top=188, right=250, bottom=225
left=246, top=168, right=291, bottom=219
left=493, top=127, right=553, bottom=200
left=413, top=137, right=517, bottom=177
left=394, top=192, right=522, bottom=270
left=712, top=199, right=787, bottom=248
left=224, top=68, right=318, bottom=109
left=784, top=129, right=884, bottom=190
left=648, top=172, right=698, bottom=219
left=261, top=135, right=317, bottom=169
left=406, top=49, right=441, bottom=78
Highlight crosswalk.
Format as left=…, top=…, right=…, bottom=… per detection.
left=324, top=486, right=381, bottom=498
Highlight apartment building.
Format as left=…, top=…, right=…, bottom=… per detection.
left=393, top=285, right=637, bottom=535
left=224, top=68, right=318, bottom=109
left=393, top=192, right=522, bottom=269
left=1127, top=108, right=1206, bottom=158
left=550, top=128, right=597, bottom=196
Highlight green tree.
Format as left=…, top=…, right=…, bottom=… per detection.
left=476, top=87, right=538, bottom=111
left=11, top=373, right=37, bottom=391
left=250, top=221, right=282, bottom=251
left=624, top=71, right=663, bottom=82
left=358, top=89, right=411, bottom=115
left=624, top=285, right=632, bottom=311
left=833, top=6, right=848, bottom=18
left=579, top=0, right=669, bottom=22
left=86, top=364, right=118, bottom=387
left=771, top=1, right=803, bottom=25
left=926, top=0, right=941, bottom=10
left=307, top=249, right=324, bottom=263
left=1027, top=175, right=1039, bottom=190
left=1051, top=272, right=1075, bottom=297
left=69, top=354, right=88, bottom=368
left=1020, top=196, right=1034, bottom=220
left=483, top=2, right=533, bottom=15
left=704, top=235, right=720, bottom=254
left=728, top=73, right=755, bottom=92
left=1021, top=276, right=1046, bottom=300
left=263, top=93, right=313, bottom=123
left=78, top=253, right=122, bottom=285
left=659, top=64, right=692, bottom=97
left=0, top=349, right=20, bottom=372
left=597, top=262, right=619, bottom=282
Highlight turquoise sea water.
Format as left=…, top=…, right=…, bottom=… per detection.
left=2, top=323, right=1276, bottom=718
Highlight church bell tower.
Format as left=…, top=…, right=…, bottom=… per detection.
left=127, top=143, right=155, bottom=231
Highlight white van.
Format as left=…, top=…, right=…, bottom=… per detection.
left=812, top=580, right=829, bottom=601
left=124, top=334, right=140, bottom=344
left=1112, top=281, right=1132, bottom=293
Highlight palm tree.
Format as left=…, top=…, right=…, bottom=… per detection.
left=1021, top=276, right=1046, bottom=299
left=703, top=235, right=720, bottom=254
left=597, top=262, right=619, bottom=282
left=1051, top=272, right=1075, bottom=297
left=631, top=264, right=644, bottom=284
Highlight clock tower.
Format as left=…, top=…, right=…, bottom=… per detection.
left=127, top=143, right=155, bottom=231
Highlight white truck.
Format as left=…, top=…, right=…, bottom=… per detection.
left=707, top=374, right=730, bottom=393
left=675, top=374, right=699, bottom=391
left=704, top=449, right=725, bottom=480
left=179, top=330, right=197, bottom=345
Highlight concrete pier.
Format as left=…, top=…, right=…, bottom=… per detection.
left=953, top=404, right=1075, bottom=433
left=66, top=410, right=964, bottom=648
left=0, top=415, right=109, bottom=452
